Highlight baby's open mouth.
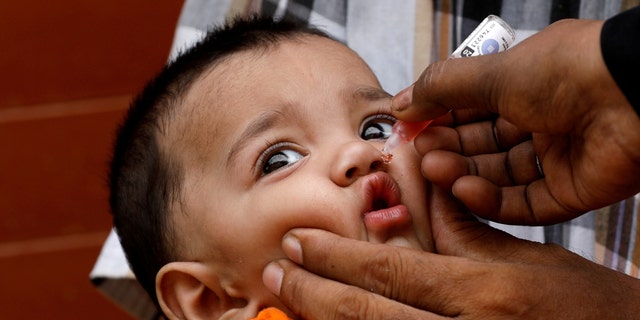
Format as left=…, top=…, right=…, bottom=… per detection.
left=372, top=198, right=389, bottom=211
left=361, top=172, right=412, bottom=233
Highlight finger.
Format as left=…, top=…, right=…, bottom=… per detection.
left=471, top=140, right=543, bottom=186
left=416, top=117, right=530, bottom=157
left=456, top=117, right=532, bottom=155
left=422, top=140, right=542, bottom=190
left=419, top=120, right=501, bottom=156
left=428, top=184, right=543, bottom=261
left=492, top=117, right=531, bottom=151
left=511, top=178, right=584, bottom=224
left=278, top=229, right=468, bottom=316
left=501, top=140, right=543, bottom=184
left=421, top=108, right=495, bottom=127
left=452, top=176, right=577, bottom=225
left=453, top=116, right=531, bottom=156
left=413, top=126, right=462, bottom=156
left=392, top=84, right=450, bottom=121
left=392, top=55, right=502, bottom=122
left=449, top=176, right=502, bottom=221
left=269, top=253, right=448, bottom=319
left=414, top=118, right=512, bottom=156
left=421, top=150, right=470, bottom=189
left=447, top=109, right=494, bottom=126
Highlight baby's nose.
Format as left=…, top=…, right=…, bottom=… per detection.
left=330, top=140, right=384, bottom=187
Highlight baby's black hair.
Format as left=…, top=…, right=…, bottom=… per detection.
left=109, top=15, right=330, bottom=306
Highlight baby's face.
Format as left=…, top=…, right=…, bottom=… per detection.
left=169, top=35, right=433, bottom=315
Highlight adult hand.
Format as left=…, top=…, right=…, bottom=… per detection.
left=262, top=187, right=640, bottom=319
left=391, top=18, right=640, bottom=224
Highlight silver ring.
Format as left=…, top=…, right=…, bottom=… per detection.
left=535, top=155, right=544, bottom=177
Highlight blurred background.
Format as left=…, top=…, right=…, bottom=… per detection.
left=0, top=1, right=184, bottom=318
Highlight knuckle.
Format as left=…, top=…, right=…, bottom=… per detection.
left=362, top=248, right=408, bottom=300
left=331, top=287, right=422, bottom=320
left=280, top=268, right=311, bottom=313
left=473, top=265, right=537, bottom=316
left=417, top=63, right=439, bottom=89
left=331, top=287, right=377, bottom=320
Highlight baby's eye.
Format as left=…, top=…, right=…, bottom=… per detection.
left=259, top=145, right=304, bottom=176
left=360, top=114, right=396, bottom=140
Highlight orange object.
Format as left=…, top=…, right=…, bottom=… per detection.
left=250, top=307, right=292, bottom=320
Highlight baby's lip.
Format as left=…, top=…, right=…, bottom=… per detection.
left=361, top=171, right=401, bottom=215
left=361, top=171, right=413, bottom=247
left=360, top=172, right=412, bottom=235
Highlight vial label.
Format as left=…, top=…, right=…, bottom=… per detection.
left=451, top=15, right=516, bottom=59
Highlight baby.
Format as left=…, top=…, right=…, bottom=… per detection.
left=109, top=16, right=434, bottom=319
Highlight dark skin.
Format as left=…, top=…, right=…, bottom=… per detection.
left=396, top=19, right=640, bottom=225
left=265, top=187, right=640, bottom=319
left=262, top=18, right=640, bottom=319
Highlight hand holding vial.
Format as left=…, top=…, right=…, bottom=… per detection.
left=391, top=18, right=640, bottom=225
left=382, top=15, right=515, bottom=160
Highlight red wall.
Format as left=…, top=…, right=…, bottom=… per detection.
left=0, top=1, right=184, bottom=318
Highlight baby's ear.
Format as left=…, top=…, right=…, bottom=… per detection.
left=156, top=261, right=248, bottom=319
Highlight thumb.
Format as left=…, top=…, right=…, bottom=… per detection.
left=429, top=185, right=538, bottom=261
left=392, top=55, right=502, bottom=122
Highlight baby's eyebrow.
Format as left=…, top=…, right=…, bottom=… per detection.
left=352, top=86, right=392, bottom=101
left=226, top=110, right=285, bottom=169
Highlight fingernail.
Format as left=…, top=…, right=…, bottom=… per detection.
left=451, top=182, right=459, bottom=199
left=392, top=85, right=414, bottom=112
left=282, top=233, right=303, bottom=264
left=262, top=262, right=284, bottom=296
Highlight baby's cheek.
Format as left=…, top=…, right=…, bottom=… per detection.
left=276, top=195, right=366, bottom=241
left=393, top=150, right=433, bottom=249
left=394, top=147, right=427, bottom=187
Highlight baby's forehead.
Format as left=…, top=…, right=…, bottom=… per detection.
left=169, top=36, right=353, bottom=133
